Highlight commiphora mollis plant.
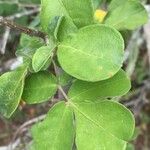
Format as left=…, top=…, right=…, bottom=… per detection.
left=0, top=0, right=148, bottom=150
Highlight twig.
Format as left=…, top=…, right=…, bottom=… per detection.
left=0, top=27, right=10, bottom=54
left=52, top=59, right=70, bottom=101
left=9, top=114, right=46, bottom=150
left=0, top=16, right=48, bottom=43
left=144, top=5, right=150, bottom=71
left=125, top=29, right=143, bottom=77
left=58, top=86, right=69, bottom=102
left=18, top=3, right=40, bottom=8
left=0, top=7, right=41, bottom=54
left=123, top=79, right=150, bottom=117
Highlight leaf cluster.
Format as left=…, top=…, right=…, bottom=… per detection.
left=0, top=0, right=148, bottom=149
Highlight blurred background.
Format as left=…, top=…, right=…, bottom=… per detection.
left=0, top=0, right=150, bottom=150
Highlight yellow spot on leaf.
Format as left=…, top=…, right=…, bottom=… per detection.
left=94, top=9, right=107, bottom=23
left=99, top=66, right=103, bottom=71
left=109, top=72, right=113, bottom=77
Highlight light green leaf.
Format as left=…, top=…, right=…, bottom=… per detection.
left=60, top=0, right=94, bottom=28
left=22, top=72, right=57, bottom=104
left=41, top=0, right=77, bottom=41
left=57, top=24, right=124, bottom=82
left=71, top=100, right=135, bottom=150
left=32, top=101, right=74, bottom=150
left=108, top=0, right=128, bottom=10
left=41, top=0, right=94, bottom=29
left=108, top=0, right=141, bottom=10
left=104, top=0, right=148, bottom=30
left=68, top=69, right=131, bottom=102
left=32, top=46, right=55, bottom=72
left=41, top=0, right=67, bottom=31
left=0, top=66, right=27, bottom=118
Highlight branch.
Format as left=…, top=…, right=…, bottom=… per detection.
left=8, top=7, right=40, bottom=20
left=0, top=16, right=48, bottom=43
left=0, top=7, right=41, bottom=54
left=0, top=27, right=10, bottom=54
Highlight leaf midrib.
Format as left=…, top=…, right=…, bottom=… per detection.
left=70, top=101, right=126, bottom=143
left=33, top=47, right=54, bottom=72
left=51, top=106, right=68, bottom=149
left=106, top=5, right=145, bottom=28
left=24, top=84, right=57, bottom=91
left=69, top=74, right=128, bottom=101
left=9, top=68, right=27, bottom=100
left=59, top=45, right=104, bottom=59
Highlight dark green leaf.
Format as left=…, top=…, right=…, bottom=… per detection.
left=22, top=72, right=57, bottom=104
left=0, top=66, right=27, bottom=118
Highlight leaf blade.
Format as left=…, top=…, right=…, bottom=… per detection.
left=22, top=72, right=57, bottom=104
left=0, top=66, right=27, bottom=118
left=104, top=0, right=148, bottom=30
left=32, top=101, right=75, bottom=150
left=61, top=0, right=94, bottom=28
left=71, top=100, right=135, bottom=150
left=68, top=69, right=131, bottom=102
left=32, top=46, right=55, bottom=72
left=57, top=24, right=124, bottom=81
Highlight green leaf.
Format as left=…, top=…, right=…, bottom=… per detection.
left=22, top=72, right=57, bottom=104
left=41, top=0, right=77, bottom=41
left=32, top=101, right=74, bottom=150
left=41, top=0, right=94, bottom=29
left=71, top=100, right=135, bottom=150
left=16, top=34, right=44, bottom=66
left=48, top=16, right=64, bottom=40
left=68, top=69, right=131, bottom=102
left=104, top=0, right=148, bottom=30
left=108, top=0, right=128, bottom=10
left=60, top=0, right=94, bottom=28
left=108, top=0, right=140, bottom=10
left=57, top=24, right=124, bottom=82
left=32, top=46, right=55, bottom=72
left=0, top=66, right=27, bottom=118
